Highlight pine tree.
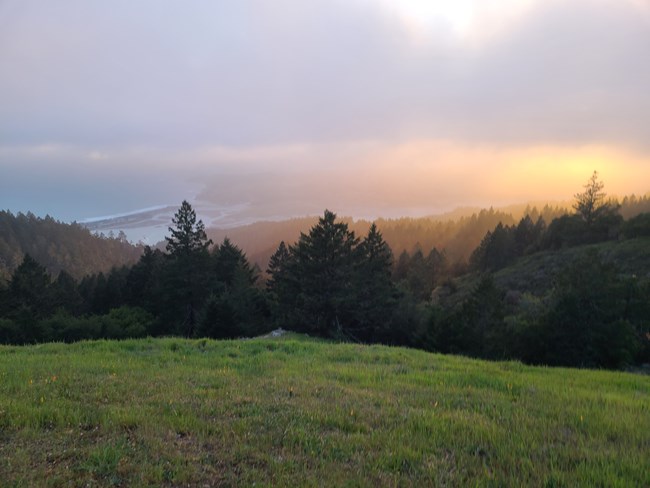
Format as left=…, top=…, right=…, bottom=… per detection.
left=268, top=212, right=403, bottom=342
left=125, top=246, right=165, bottom=311
left=165, top=200, right=212, bottom=257
left=8, top=254, right=53, bottom=318
left=51, top=270, right=83, bottom=315
left=291, top=210, right=359, bottom=336
left=573, top=171, right=608, bottom=225
left=352, top=223, right=400, bottom=342
left=6, top=254, right=53, bottom=342
left=267, top=241, right=290, bottom=291
left=162, top=201, right=213, bottom=336
left=213, top=238, right=255, bottom=287
left=266, top=241, right=297, bottom=326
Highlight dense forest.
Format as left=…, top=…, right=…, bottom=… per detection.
left=1, top=174, right=649, bottom=369
left=0, top=211, right=143, bottom=281
left=207, top=194, right=650, bottom=274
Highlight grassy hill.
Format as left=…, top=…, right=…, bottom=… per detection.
left=1, top=336, right=648, bottom=487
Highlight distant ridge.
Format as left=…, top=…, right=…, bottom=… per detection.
left=0, top=211, right=143, bottom=280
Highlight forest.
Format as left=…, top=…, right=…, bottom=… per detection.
left=1, top=173, right=649, bottom=369
left=0, top=211, right=143, bottom=281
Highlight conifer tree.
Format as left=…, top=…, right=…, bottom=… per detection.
left=213, top=238, right=255, bottom=287
left=291, top=210, right=359, bottom=336
left=267, top=241, right=290, bottom=291
left=162, top=201, right=213, bottom=336
left=266, top=241, right=297, bottom=325
left=268, top=212, right=403, bottom=342
left=352, top=223, right=400, bottom=341
left=573, top=171, right=611, bottom=225
left=165, top=200, right=212, bottom=257
left=8, top=254, right=53, bottom=318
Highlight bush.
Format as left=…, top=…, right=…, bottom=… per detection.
left=0, top=318, right=20, bottom=344
left=43, top=311, right=101, bottom=343
left=100, top=306, right=153, bottom=339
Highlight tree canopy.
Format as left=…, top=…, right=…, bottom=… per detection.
left=573, top=171, right=611, bottom=225
left=165, top=200, right=212, bottom=257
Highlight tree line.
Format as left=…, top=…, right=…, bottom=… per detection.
left=0, top=210, right=143, bottom=281
left=206, top=194, right=650, bottom=274
left=1, top=174, right=649, bottom=369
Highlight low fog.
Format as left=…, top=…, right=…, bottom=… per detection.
left=1, top=0, right=649, bottom=222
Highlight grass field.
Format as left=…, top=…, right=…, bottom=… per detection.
left=1, top=336, right=648, bottom=487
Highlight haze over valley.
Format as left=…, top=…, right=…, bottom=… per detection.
left=2, top=0, right=649, bottom=229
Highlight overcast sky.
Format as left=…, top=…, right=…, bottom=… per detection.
left=1, top=0, right=649, bottom=222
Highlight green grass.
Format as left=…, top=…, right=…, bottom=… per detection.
left=1, top=336, right=648, bottom=487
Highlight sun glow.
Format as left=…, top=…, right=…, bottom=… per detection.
left=373, top=0, right=538, bottom=41
left=395, top=0, right=475, bottom=34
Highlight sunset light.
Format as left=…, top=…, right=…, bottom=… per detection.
left=2, top=0, right=648, bottom=223
left=1, top=1, right=650, bottom=484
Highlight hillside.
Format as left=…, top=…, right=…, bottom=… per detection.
left=0, top=211, right=143, bottom=281
left=204, top=195, right=649, bottom=271
left=206, top=205, right=568, bottom=271
left=492, top=237, right=650, bottom=293
left=443, top=237, right=650, bottom=305
left=1, top=337, right=648, bottom=486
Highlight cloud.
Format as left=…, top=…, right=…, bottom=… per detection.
left=0, top=0, right=648, bottom=150
left=1, top=0, right=649, bottom=220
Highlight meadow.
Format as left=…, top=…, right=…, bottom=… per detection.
left=1, top=335, right=648, bottom=487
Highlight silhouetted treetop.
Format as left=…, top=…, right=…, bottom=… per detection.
left=165, top=201, right=212, bottom=257
left=573, top=171, right=614, bottom=225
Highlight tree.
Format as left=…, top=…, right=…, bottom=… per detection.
left=393, top=250, right=410, bottom=282
left=537, top=251, right=639, bottom=368
left=573, top=171, right=610, bottom=225
left=267, top=241, right=290, bottom=293
left=426, top=275, right=505, bottom=358
left=291, top=210, right=359, bottom=336
left=469, top=223, right=516, bottom=272
left=5, top=254, right=54, bottom=343
left=266, top=241, right=295, bottom=326
left=51, top=270, right=83, bottom=315
left=161, top=201, right=213, bottom=336
left=165, top=200, right=212, bottom=257
left=514, top=215, right=537, bottom=255
left=212, top=238, right=255, bottom=288
left=8, top=254, right=53, bottom=319
left=124, top=246, right=165, bottom=312
left=268, top=213, right=404, bottom=342
left=351, top=224, right=400, bottom=342
left=543, top=172, right=622, bottom=248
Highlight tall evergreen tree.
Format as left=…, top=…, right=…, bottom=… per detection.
left=165, top=200, right=212, bottom=257
left=574, top=171, right=607, bottom=225
left=161, top=201, right=213, bottom=336
left=213, top=238, right=255, bottom=288
left=51, top=270, right=83, bottom=315
left=290, top=210, right=359, bottom=336
left=268, top=212, right=402, bottom=341
left=266, top=241, right=296, bottom=326
left=352, top=224, right=400, bottom=342
left=393, top=250, right=410, bottom=282
left=267, top=241, right=290, bottom=292
left=8, top=254, right=53, bottom=318
left=125, top=246, right=165, bottom=312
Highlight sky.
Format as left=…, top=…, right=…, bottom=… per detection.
left=1, top=0, right=649, bottom=223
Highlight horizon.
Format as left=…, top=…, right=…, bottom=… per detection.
left=2, top=0, right=649, bottom=223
